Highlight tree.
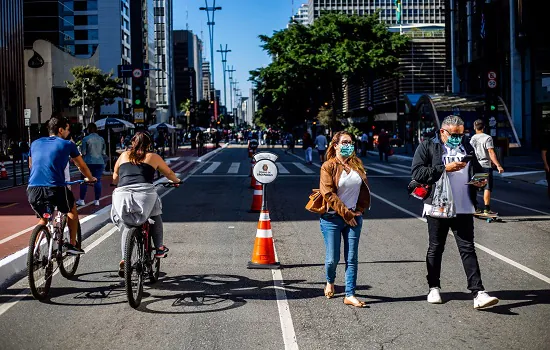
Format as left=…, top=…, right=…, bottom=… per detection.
left=179, top=98, right=192, bottom=128
left=250, top=13, right=408, bottom=132
left=65, top=65, right=124, bottom=122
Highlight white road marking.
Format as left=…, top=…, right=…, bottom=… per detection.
left=202, top=162, right=221, bottom=174
left=488, top=197, right=550, bottom=216
left=291, top=151, right=550, bottom=286
left=496, top=170, right=545, bottom=178
left=292, top=162, right=315, bottom=174
left=271, top=246, right=299, bottom=350
left=369, top=163, right=410, bottom=173
left=277, top=163, right=290, bottom=174
left=228, top=162, right=240, bottom=174
left=391, top=163, right=412, bottom=170
left=365, top=166, right=392, bottom=175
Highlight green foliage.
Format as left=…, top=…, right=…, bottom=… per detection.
left=344, top=125, right=361, bottom=137
left=65, top=65, right=123, bottom=120
left=250, top=13, right=408, bottom=131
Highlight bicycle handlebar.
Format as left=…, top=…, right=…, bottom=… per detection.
left=66, top=180, right=96, bottom=186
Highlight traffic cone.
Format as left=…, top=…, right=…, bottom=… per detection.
left=249, top=159, right=256, bottom=188
left=248, top=209, right=280, bottom=269
left=249, top=181, right=263, bottom=213
left=0, top=162, right=7, bottom=180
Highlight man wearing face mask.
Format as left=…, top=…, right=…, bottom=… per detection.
left=411, top=115, right=499, bottom=309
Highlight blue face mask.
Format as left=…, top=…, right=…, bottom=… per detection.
left=446, top=136, right=462, bottom=149
left=339, top=144, right=354, bottom=157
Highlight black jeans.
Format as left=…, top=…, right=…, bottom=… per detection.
left=426, top=214, right=484, bottom=295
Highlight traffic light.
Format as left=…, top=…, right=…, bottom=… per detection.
left=133, top=83, right=144, bottom=107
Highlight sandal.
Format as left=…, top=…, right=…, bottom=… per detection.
left=324, top=285, right=335, bottom=299
left=343, top=296, right=367, bottom=308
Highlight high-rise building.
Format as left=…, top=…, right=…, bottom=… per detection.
left=144, top=0, right=157, bottom=112
left=23, top=0, right=75, bottom=54
left=173, top=30, right=203, bottom=110
left=202, top=62, right=212, bottom=101
left=1, top=0, right=26, bottom=149
left=154, top=0, right=175, bottom=123
left=307, top=0, right=445, bottom=25
left=290, top=3, right=309, bottom=26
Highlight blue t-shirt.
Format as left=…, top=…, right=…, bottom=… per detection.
left=28, top=137, right=80, bottom=187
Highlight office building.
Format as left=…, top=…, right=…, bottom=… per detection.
left=173, top=30, right=203, bottom=111
left=445, top=0, right=550, bottom=149
left=154, top=0, right=175, bottom=123
left=0, top=0, right=26, bottom=149
left=307, top=0, right=444, bottom=25
left=247, top=88, right=256, bottom=126
left=202, top=62, right=212, bottom=101
left=23, top=0, right=75, bottom=54
left=290, top=3, right=309, bottom=25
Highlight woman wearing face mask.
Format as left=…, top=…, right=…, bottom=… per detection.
left=319, top=131, right=371, bottom=307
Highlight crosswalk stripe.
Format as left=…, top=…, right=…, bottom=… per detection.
left=277, top=163, right=290, bottom=174
left=371, top=163, right=410, bottom=173
left=292, top=162, right=315, bottom=174
left=228, top=162, right=240, bottom=174
left=203, top=162, right=221, bottom=174
left=391, top=163, right=412, bottom=170
left=365, top=166, right=392, bottom=175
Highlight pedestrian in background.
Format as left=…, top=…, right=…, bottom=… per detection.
left=319, top=131, right=370, bottom=308
left=470, top=119, right=504, bottom=214
left=76, top=122, right=106, bottom=206
left=377, top=129, right=390, bottom=162
left=360, top=132, right=369, bottom=157
left=411, top=115, right=499, bottom=309
left=314, top=132, right=328, bottom=163
left=303, top=132, right=314, bottom=164
left=542, top=136, right=550, bottom=199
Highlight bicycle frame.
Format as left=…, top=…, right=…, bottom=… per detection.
left=34, top=209, right=67, bottom=263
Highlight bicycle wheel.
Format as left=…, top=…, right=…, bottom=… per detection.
left=148, top=234, right=160, bottom=283
left=124, top=227, right=144, bottom=308
left=58, top=222, right=82, bottom=279
left=27, top=225, right=53, bottom=300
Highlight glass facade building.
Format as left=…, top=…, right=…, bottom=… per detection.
left=23, top=0, right=75, bottom=54
left=0, top=0, right=26, bottom=149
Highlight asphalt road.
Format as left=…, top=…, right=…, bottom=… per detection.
left=0, top=145, right=549, bottom=350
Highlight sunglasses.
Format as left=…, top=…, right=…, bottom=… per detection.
left=441, top=129, right=464, bottom=138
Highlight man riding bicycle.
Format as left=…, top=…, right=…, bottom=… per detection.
left=27, top=116, right=97, bottom=255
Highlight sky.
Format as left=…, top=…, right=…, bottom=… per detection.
left=172, top=0, right=297, bottom=107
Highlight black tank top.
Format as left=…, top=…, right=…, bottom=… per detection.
left=118, top=162, right=156, bottom=187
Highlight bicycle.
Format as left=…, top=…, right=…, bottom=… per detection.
left=27, top=180, right=95, bottom=300
left=124, top=181, right=180, bottom=308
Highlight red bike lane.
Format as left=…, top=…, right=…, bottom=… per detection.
left=0, top=145, right=214, bottom=261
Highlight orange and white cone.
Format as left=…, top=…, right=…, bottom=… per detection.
left=249, top=159, right=256, bottom=187
left=248, top=210, right=280, bottom=269
left=0, top=162, right=8, bottom=180
left=249, top=181, right=263, bottom=213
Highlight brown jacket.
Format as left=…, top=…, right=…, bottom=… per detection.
left=319, top=157, right=371, bottom=223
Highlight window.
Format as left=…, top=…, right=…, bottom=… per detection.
left=89, top=16, right=98, bottom=25
left=75, top=30, right=88, bottom=40
left=89, top=30, right=98, bottom=40
left=74, top=15, right=87, bottom=25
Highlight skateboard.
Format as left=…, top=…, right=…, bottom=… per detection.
left=474, top=212, right=501, bottom=223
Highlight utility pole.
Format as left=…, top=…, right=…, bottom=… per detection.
left=227, top=65, right=236, bottom=123
left=199, top=1, right=222, bottom=123
left=217, top=44, right=231, bottom=111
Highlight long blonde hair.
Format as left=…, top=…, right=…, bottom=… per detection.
left=326, top=131, right=366, bottom=175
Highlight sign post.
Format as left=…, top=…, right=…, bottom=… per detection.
left=253, top=159, right=279, bottom=211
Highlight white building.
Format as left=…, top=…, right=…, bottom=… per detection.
left=154, top=0, right=175, bottom=123
left=307, top=0, right=445, bottom=25
left=291, top=3, right=309, bottom=26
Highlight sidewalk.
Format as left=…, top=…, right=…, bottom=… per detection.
left=0, top=143, right=222, bottom=261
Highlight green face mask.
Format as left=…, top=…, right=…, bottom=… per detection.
left=446, top=136, right=462, bottom=149
left=339, top=144, right=354, bottom=157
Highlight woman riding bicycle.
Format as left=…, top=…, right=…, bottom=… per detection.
left=111, top=131, right=181, bottom=277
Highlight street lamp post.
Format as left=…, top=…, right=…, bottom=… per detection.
left=199, top=1, right=222, bottom=122
left=217, top=44, right=231, bottom=110
left=227, top=66, right=235, bottom=125
left=81, top=77, right=89, bottom=127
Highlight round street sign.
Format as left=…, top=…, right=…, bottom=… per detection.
left=132, top=69, right=143, bottom=78
left=488, top=71, right=497, bottom=80
left=487, top=79, right=497, bottom=89
left=253, top=159, right=278, bottom=184
left=253, top=151, right=278, bottom=163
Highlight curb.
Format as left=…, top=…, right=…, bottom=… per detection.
left=0, top=143, right=228, bottom=290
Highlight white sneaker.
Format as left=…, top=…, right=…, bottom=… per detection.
left=474, top=291, right=499, bottom=309
left=94, top=200, right=100, bottom=206
left=427, top=287, right=443, bottom=304
left=75, top=199, right=86, bottom=206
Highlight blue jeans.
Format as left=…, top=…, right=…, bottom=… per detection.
left=79, top=164, right=104, bottom=201
left=320, top=213, right=363, bottom=297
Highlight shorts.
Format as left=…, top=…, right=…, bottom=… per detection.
left=482, top=168, right=494, bottom=191
left=318, top=149, right=326, bottom=156
left=27, top=186, right=75, bottom=218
